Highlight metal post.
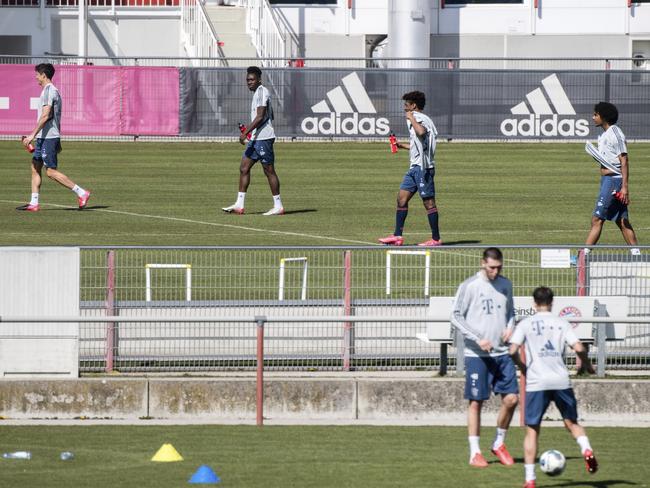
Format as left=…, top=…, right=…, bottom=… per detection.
left=343, top=251, right=354, bottom=371
left=594, top=300, right=608, bottom=377
left=439, top=342, right=447, bottom=376
left=78, top=0, right=88, bottom=65
left=255, top=316, right=266, bottom=426
left=105, top=250, right=116, bottom=373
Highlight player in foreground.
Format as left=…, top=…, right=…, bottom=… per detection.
left=18, top=63, right=90, bottom=212
left=509, top=286, right=598, bottom=488
left=378, top=91, right=441, bottom=246
left=451, top=247, right=518, bottom=468
left=222, top=66, right=284, bottom=216
left=583, top=101, right=639, bottom=251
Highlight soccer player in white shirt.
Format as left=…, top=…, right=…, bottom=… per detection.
left=450, top=247, right=518, bottom=468
left=18, top=63, right=90, bottom=212
left=510, top=287, right=598, bottom=488
left=222, top=66, right=284, bottom=216
left=378, top=91, right=441, bottom=247
left=583, top=102, right=638, bottom=249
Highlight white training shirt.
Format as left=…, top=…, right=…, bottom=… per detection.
left=407, top=111, right=437, bottom=170
left=584, top=124, right=627, bottom=176
left=510, top=311, right=579, bottom=392
left=37, top=83, right=62, bottom=139
left=450, top=272, right=515, bottom=358
left=250, top=84, right=275, bottom=140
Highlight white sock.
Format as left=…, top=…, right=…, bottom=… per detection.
left=492, top=427, right=507, bottom=449
left=30, top=193, right=39, bottom=205
left=582, top=247, right=591, bottom=255
left=71, top=184, right=86, bottom=197
left=468, top=436, right=481, bottom=458
left=576, top=435, right=592, bottom=454
left=273, top=194, right=283, bottom=209
left=525, top=463, right=536, bottom=482
left=236, top=192, right=246, bottom=208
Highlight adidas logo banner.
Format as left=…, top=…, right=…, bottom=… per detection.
left=300, top=72, right=390, bottom=136
left=177, top=69, right=650, bottom=138
left=500, top=74, right=590, bottom=138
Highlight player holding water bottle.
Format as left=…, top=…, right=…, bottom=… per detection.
left=378, top=91, right=441, bottom=247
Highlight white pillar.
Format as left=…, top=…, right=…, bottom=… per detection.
left=387, top=0, right=431, bottom=69
left=78, top=0, right=88, bottom=65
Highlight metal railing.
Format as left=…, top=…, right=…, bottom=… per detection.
left=2, top=55, right=647, bottom=70
left=1, top=0, right=179, bottom=6
left=68, top=245, right=650, bottom=373
left=2, top=315, right=648, bottom=381
left=180, top=0, right=227, bottom=66
left=239, top=0, right=287, bottom=66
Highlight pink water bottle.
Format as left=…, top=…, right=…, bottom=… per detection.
left=21, top=136, right=35, bottom=153
left=389, top=133, right=398, bottom=153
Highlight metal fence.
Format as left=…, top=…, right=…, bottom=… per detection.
left=75, top=245, right=650, bottom=373
left=1, top=56, right=648, bottom=70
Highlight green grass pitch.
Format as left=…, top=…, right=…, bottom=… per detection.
left=0, top=425, right=647, bottom=487
left=1, top=141, right=649, bottom=247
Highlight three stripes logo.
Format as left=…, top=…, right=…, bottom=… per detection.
left=301, top=72, right=390, bottom=136
left=500, top=74, right=589, bottom=137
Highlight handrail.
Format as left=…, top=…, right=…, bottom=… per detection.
left=180, top=0, right=227, bottom=67
left=242, top=0, right=287, bottom=67
left=1, top=315, right=648, bottom=323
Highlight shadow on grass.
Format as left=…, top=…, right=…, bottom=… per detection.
left=246, top=208, right=317, bottom=215
left=547, top=480, right=636, bottom=487
left=58, top=205, right=111, bottom=211
left=443, top=240, right=482, bottom=245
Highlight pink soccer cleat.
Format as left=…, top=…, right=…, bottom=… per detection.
left=469, top=452, right=489, bottom=468
left=263, top=207, right=284, bottom=216
left=16, top=203, right=40, bottom=212
left=418, top=238, right=443, bottom=247
left=378, top=235, right=404, bottom=246
left=583, top=449, right=598, bottom=474
left=523, top=481, right=536, bottom=488
left=78, top=190, right=91, bottom=209
left=222, top=204, right=245, bottom=215
left=491, top=444, right=515, bottom=466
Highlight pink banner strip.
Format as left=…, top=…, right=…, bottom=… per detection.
left=0, top=65, right=179, bottom=136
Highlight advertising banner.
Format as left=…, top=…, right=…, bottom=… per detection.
left=179, top=68, right=650, bottom=140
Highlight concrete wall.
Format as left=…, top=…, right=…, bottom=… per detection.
left=1, top=377, right=649, bottom=425
left=0, top=8, right=181, bottom=58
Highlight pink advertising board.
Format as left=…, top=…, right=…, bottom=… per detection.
left=0, top=65, right=179, bottom=136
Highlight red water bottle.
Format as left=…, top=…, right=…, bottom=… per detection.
left=21, top=136, right=35, bottom=153
left=238, top=123, right=251, bottom=140
left=389, top=133, right=398, bottom=153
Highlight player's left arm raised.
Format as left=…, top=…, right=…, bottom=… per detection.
left=239, top=106, right=267, bottom=145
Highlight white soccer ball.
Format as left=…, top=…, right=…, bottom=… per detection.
left=539, top=449, right=566, bottom=476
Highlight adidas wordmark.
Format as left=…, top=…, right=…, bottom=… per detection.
left=500, top=74, right=589, bottom=137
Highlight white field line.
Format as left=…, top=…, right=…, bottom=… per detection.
left=2, top=200, right=376, bottom=246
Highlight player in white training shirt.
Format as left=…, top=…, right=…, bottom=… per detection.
left=222, top=66, right=284, bottom=216
left=378, top=91, right=441, bottom=247
left=450, top=247, right=518, bottom=468
left=510, top=287, right=598, bottom=488
left=583, top=101, right=638, bottom=250
left=18, top=63, right=90, bottom=212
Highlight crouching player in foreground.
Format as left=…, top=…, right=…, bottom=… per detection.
left=509, top=287, right=598, bottom=488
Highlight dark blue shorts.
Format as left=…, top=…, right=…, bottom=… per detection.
left=400, top=166, right=435, bottom=199
left=244, top=138, right=275, bottom=165
left=33, top=138, right=61, bottom=169
left=525, top=389, right=578, bottom=426
left=464, top=355, right=518, bottom=401
left=593, top=175, right=628, bottom=221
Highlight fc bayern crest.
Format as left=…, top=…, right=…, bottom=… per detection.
left=558, top=306, right=582, bottom=329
